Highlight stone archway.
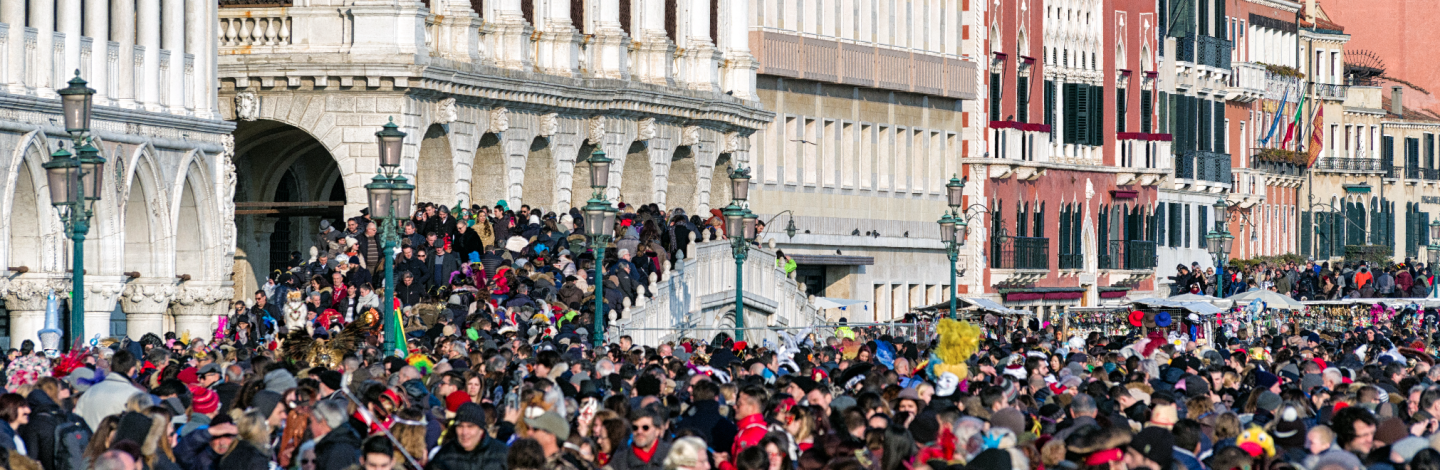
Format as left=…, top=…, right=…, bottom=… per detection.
left=416, top=124, right=454, bottom=206
left=231, top=120, right=345, bottom=295
left=6, top=150, right=48, bottom=271
left=666, top=146, right=697, bottom=212
left=570, top=142, right=598, bottom=207
left=175, top=161, right=211, bottom=282
left=471, top=133, right=506, bottom=208
left=708, top=153, right=732, bottom=211
left=620, top=141, right=652, bottom=207
left=522, top=137, right=556, bottom=212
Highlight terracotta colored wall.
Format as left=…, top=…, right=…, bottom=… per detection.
left=1324, top=0, right=1440, bottom=113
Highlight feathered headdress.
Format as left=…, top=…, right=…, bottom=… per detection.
left=930, top=318, right=982, bottom=380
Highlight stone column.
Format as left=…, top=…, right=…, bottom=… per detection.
left=170, top=285, right=232, bottom=340
left=718, top=0, right=756, bottom=100
left=120, top=282, right=175, bottom=340
left=2, top=0, right=26, bottom=93
left=31, top=0, right=55, bottom=95
left=435, top=0, right=486, bottom=64
left=85, top=0, right=109, bottom=104
left=58, top=0, right=81, bottom=86
left=111, top=0, right=136, bottom=107
left=161, top=0, right=183, bottom=113
left=350, top=0, right=426, bottom=56
left=632, top=0, right=674, bottom=86
left=590, top=0, right=630, bottom=79
left=136, top=0, right=159, bottom=110
left=82, top=277, right=124, bottom=341
left=184, top=0, right=203, bottom=113
left=676, top=0, right=720, bottom=92
left=487, top=0, right=533, bottom=71
left=2, top=278, right=64, bottom=347
left=535, top=0, right=581, bottom=76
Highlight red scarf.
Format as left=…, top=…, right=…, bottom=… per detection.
left=632, top=440, right=660, bottom=463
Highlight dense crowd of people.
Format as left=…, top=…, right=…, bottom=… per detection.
left=1169, top=259, right=1436, bottom=300
left=1, top=197, right=1436, bottom=470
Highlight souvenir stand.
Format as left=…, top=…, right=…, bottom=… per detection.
left=940, top=298, right=1033, bottom=340
left=1302, top=299, right=1439, bottom=332
left=1131, top=298, right=1222, bottom=346
left=1206, top=290, right=1307, bottom=339
left=1063, top=307, right=1133, bottom=340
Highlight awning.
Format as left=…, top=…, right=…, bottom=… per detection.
left=1132, top=298, right=1224, bottom=315
left=960, top=297, right=1033, bottom=315
left=812, top=297, right=869, bottom=309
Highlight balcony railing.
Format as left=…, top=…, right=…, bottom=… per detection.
left=1177, top=150, right=1232, bottom=183
left=1313, top=158, right=1384, bottom=173
left=1197, top=36, right=1233, bottom=70
left=1178, top=36, right=1196, bottom=63
left=1313, top=83, right=1348, bottom=101
left=1059, top=253, right=1083, bottom=270
left=992, top=236, right=1050, bottom=270
left=1249, top=156, right=1304, bottom=176
left=1099, top=240, right=1158, bottom=270
left=1227, top=62, right=1265, bottom=102
left=1388, top=165, right=1440, bottom=181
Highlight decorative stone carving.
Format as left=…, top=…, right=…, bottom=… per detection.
left=2, top=280, right=61, bottom=311
left=219, top=141, right=237, bottom=255
left=723, top=132, right=740, bottom=153
left=680, top=125, right=701, bottom=147
left=234, top=91, right=260, bottom=121
left=84, top=284, right=124, bottom=312
left=487, top=107, right=509, bottom=134
left=538, top=113, right=560, bottom=137
left=1085, top=178, right=1095, bottom=200
left=636, top=117, right=657, bottom=142
left=121, top=283, right=176, bottom=314
left=434, top=98, right=458, bottom=124
left=587, top=115, right=607, bottom=144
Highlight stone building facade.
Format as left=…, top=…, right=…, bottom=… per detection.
left=0, top=0, right=234, bottom=345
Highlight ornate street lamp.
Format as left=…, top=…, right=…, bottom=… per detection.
left=938, top=175, right=965, bottom=319
left=1429, top=220, right=1440, bottom=297
left=1206, top=198, right=1235, bottom=296
left=46, top=71, right=98, bottom=348
left=366, top=117, right=412, bottom=356
left=583, top=148, right=616, bottom=347
left=723, top=165, right=753, bottom=340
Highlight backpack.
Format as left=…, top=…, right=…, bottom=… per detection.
left=50, top=411, right=91, bottom=470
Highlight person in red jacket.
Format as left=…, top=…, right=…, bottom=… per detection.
left=731, top=386, right=768, bottom=463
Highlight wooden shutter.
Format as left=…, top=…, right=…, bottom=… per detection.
left=1035, top=202, right=1045, bottom=238
left=1300, top=211, right=1312, bottom=257
left=1064, top=83, right=1080, bottom=144
left=1072, top=206, right=1083, bottom=257
left=1060, top=207, right=1071, bottom=256
left=1214, top=100, right=1226, bottom=153
left=1198, top=98, right=1211, bottom=152
left=991, top=73, right=1003, bottom=120
left=1090, top=85, right=1104, bottom=146
left=1215, top=0, right=1226, bottom=38
left=1157, top=204, right=1167, bottom=246
left=1017, top=76, right=1029, bottom=123
left=1045, top=80, right=1055, bottom=130
left=1141, top=90, right=1152, bottom=132
left=1117, top=88, right=1128, bottom=134
left=1098, top=206, right=1109, bottom=257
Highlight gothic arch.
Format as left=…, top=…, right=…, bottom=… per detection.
left=569, top=142, right=599, bottom=208
left=707, top=152, right=732, bottom=213
left=121, top=145, right=174, bottom=279
left=471, top=133, right=507, bottom=208
left=522, top=136, right=558, bottom=212
left=1, top=131, right=65, bottom=273
left=416, top=124, right=454, bottom=206
left=173, top=154, right=220, bottom=281
left=666, top=146, right=698, bottom=212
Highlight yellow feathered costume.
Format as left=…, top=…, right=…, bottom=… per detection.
left=932, top=318, right=982, bottom=380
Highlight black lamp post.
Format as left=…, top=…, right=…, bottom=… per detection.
left=582, top=148, right=615, bottom=347
left=366, top=118, right=413, bottom=356
left=937, top=175, right=966, bottom=319
left=1205, top=198, right=1235, bottom=296
left=725, top=165, right=752, bottom=340
left=43, top=71, right=99, bottom=349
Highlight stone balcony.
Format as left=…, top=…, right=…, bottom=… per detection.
left=1226, top=62, right=1265, bottom=102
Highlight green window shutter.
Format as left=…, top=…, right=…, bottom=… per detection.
left=1064, top=83, right=1079, bottom=144
left=1060, top=208, right=1070, bottom=255
left=1076, top=85, right=1090, bottom=145
left=1090, top=85, right=1104, bottom=145
left=1300, top=211, right=1311, bottom=257
left=1157, top=204, right=1167, bottom=246
left=1214, top=100, right=1226, bottom=153
left=1425, top=212, right=1432, bottom=247
left=1198, top=98, right=1211, bottom=152
left=1384, top=135, right=1395, bottom=165
left=990, top=72, right=1002, bottom=120
left=1034, top=203, right=1044, bottom=238
left=1045, top=80, right=1055, bottom=130
left=1017, top=76, right=1029, bottom=123
left=1072, top=207, right=1082, bottom=256
left=1214, top=0, right=1226, bottom=38
left=1427, top=134, right=1435, bottom=168
left=1117, top=88, right=1127, bottom=134
left=1098, top=206, right=1109, bottom=257
left=1141, top=90, right=1152, bottom=133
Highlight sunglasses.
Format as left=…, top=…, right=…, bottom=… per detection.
left=301, top=460, right=315, bottom=465
left=637, top=424, right=655, bottom=431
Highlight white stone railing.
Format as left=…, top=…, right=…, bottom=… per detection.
left=219, top=10, right=292, bottom=49
left=606, top=234, right=824, bottom=347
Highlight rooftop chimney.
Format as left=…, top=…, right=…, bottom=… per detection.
left=1392, top=86, right=1404, bottom=117
left=1307, top=0, right=1317, bottom=24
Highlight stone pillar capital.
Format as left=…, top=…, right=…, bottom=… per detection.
left=120, top=282, right=177, bottom=314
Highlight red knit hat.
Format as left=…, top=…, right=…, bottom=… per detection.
left=446, top=391, right=471, bottom=413
left=178, top=367, right=198, bottom=385
left=190, top=386, right=219, bottom=414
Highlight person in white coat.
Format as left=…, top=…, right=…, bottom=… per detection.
left=73, top=350, right=142, bottom=432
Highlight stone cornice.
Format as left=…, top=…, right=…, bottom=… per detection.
left=217, top=61, right=775, bottom=133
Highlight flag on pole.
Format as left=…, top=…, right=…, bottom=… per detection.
left=391, top=297, right=406, bottom=357
left=1306, top=107, right=1325, bottom=166
left=1262, top=86, right=1289, bottom=145
left=1283, top=90, right=1308, bottom=149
